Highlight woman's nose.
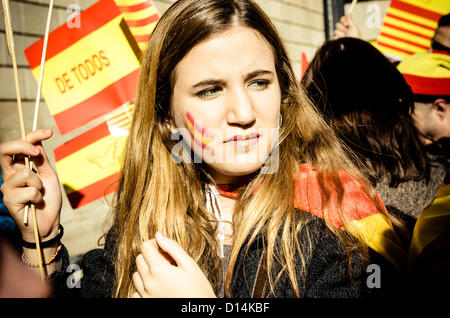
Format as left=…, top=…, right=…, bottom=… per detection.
left=226, top=86, right=256, bottom=127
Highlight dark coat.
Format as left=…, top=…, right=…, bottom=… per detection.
left=49, top=209, right=401, bottom=298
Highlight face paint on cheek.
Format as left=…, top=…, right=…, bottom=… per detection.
left=184, top=112, right=214, bottom=150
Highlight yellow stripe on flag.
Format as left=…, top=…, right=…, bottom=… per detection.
left=382, top=25, right=431, bottom=47
left=383, top=16, right=435, bottom=38
left=56, top=134, right=128, bottom=193
left=375, top=44, right=410, bottom=59
left=114, top=0, right=143, bottom=6
left=31, top=16, right=140, bottom=116
left=388, top=7, right=438, bottom=29
left=130, top=24, right=156, bottom=35
left=344, top=213, right=406, bottom=271
left=123, top=7, right=157, bottom=20
left=378, top=34, right=427, bottom=53
left=399, top=0, right=450, bottom=15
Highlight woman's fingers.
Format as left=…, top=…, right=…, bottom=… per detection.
left=132, top=271, right=146, bottom=296
left=24, top=129, right=53, bottom=145
left=3, top=168, right=43, bottom=190
left=2, top=186, right=43, bottom=212
left=154, top=232, right=194, bottom=270
left=0, top=141, right=40, bottom=175
left=141, top=240, right=172, bottom=274
left=0, top=129, right=55, bottom=180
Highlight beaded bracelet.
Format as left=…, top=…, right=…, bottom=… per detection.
left=21, top=243, right=62, bottom=268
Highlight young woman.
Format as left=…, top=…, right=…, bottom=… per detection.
left=0, top=0, right=405, bottom=298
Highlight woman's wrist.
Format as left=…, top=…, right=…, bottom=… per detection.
left=21, top=224, right=64, bottom=249
left=21, top=222, right=61, bottom=244
left=22, top=242, right=62, bottom=275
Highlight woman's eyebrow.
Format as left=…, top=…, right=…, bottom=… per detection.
left=191, top=70, right=273, bottom=89
left=245, top=70, right=273, bottom=81
left=192, top=79, right=226, bottom=89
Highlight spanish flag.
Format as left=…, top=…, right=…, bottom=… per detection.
left=115, top=0, right=160, bottom=51
left=24, top=0, right=141, bottom=135
left=54, top=104, right=135, bottom=209
left=294, top=165, right=406, bottom=270
left=375, top=0, right=449, bottom=60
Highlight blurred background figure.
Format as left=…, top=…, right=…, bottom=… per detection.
left=431, top=13, right=450, bottom=55
left=397, top=46, right=450, bottom=295
left=0, top=234, right=51, bottom=298
left=302, top=38, right=448, bottom=235
left=398, top=51, right=450, bottom=146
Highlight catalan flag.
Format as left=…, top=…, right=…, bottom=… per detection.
left=375, top=0, right=450, bottom=60
left=54, top=104, right=135, bottom=209
left=115, top=0, right=160, bottom=51
left=24, top=0, right=141, bottom=135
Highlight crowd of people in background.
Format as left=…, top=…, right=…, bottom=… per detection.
left=0, top=0, right=449, bottom=299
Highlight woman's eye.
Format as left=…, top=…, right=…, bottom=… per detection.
left=196, top=87, right=222, bottom=99
left=249, top=79, right=269, bottom=90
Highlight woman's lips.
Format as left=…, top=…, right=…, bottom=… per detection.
left=224, top=132, right=260, bottom=144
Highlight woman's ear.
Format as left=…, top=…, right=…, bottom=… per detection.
left=433, top=98, right=448, bottom=120
left=164, top=117, right=178, bottom=135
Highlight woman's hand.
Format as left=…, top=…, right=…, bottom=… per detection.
left=132, top=232, right=217, bottom=298
left=0, top=129, right=62, bottom=242
left=333, top=14, right=361, bottom=39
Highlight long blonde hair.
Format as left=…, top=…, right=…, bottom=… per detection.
left=111, top=0, right=393, bottom=297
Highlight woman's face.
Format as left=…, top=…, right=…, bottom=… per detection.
left=170, top=26, right=281, bottom=184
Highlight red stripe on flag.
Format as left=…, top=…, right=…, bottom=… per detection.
left=377, top=41, right=415, bottom=55
left=118, top=1, right=151, bottom=12
left=390, top=0, right=442, bottom=22
left=402, top=74, right=450, bottom=96
left=54, top=122, right=110, bottom=162
left=379, top=31, right=429, bottom=50
left=386, top=12, right=436, bottom=32
left=108, top=117, right=131, bottom=127
left=24, top=0, right=121, bottom=69
left=125, top=14, right=159, bottom=27
left=53, top=69, right=140, bottom=135
left=134, top=34, right=151, bottom=42
left=383, top=22, right=432, bottom=40
left=67, top=172, right=120, bottom=209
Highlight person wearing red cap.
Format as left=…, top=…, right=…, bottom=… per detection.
left=398, top=52, right=450, bottom=145
left=398, top=48, right=450, bottom=296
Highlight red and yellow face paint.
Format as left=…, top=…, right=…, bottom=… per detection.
left=184, top=112, right=214, bottom=150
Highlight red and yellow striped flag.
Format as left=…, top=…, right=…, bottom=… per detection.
left=294, top=164, right=407, bottom=270
left=375, top=0, right=449, bottom=60
left=54, top=104, right=135, bottom=209
left=24, top=0, right=141, bottom=135
left=115, top=0, right=160, bottom=51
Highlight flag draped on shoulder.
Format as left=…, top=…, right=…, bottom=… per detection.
left=294, top=164, right=407, bottom=271
left=375, top=0, right=449, bottom=60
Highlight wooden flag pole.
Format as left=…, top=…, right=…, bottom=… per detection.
left=26, top=0, right=54, bottom=223
left=348, top=0, right=358, bottom=15
left=1, top=0, right=46, bottom=281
